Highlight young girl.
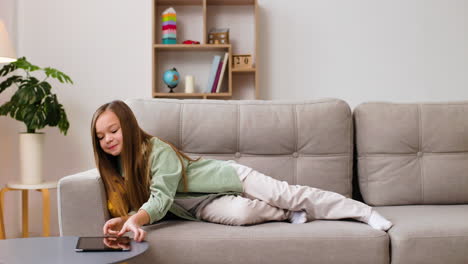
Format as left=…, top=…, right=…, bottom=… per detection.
left=92, top=100, right=392, bottom=242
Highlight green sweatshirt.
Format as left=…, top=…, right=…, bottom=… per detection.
left=139, top=137, right=243, bottom=224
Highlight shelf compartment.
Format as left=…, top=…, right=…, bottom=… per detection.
left=206, top=4, right=255, bottom=61
left=154, top=4, right=204, bottom=44
left=231, top=72, right=255, bottom=99
left=154, top=47, right=232, bottom=96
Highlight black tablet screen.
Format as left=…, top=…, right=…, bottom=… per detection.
left=75, top=236, right=131, bottom=252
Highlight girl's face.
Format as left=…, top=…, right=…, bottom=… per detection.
left=95, top=110, right=123, bottom=156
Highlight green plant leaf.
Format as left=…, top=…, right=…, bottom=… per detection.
left=16, top=77, right=42, bottom=105
left=44, top=67, right=74, bottom=84
left=21, top=104, right=46, bottom=133
left=0, top=63, right=18, bottom=77
left=0, top=101, right=14, bottom=116
left=34, top=84, right=45, bottom=101
left=44, top=67, right=55, bottom=78
left=44, top=95, right=60, bottom=126
left=63, top=74, right=73, bottom=84
left=12, top=57, right=40, bottom=72
left=0, top=75, right=22, bottom=93
left=17, top=105, right=28, bottom=121
left=19, top=76, right=40, bottom=87
left=6, top=103, right=19, bottom=119
left=15, top=85, right=34, bottom=105
left=58, top=105, right=70, bottom=135
left=38, top=82, right=52, bottom=95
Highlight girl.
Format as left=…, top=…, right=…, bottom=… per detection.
left=92, top=100, right=392, bottom=242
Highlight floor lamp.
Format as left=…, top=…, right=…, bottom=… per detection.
left=0, top=20, right=17, bottom=63
left=0, top=19, right=16, bottom=239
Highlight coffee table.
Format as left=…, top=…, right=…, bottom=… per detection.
left=0, top=236, right=149, bottom=264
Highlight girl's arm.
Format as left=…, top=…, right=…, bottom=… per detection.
left=139, top=143, right=183, bottom=224
left=128, top=209, right=150, bottom=226
left=117, top=143, right=182, bottom=241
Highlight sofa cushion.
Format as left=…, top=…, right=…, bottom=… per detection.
left=354, top=102, right=468, bottom=205
left=130, top=220, right=389, bottom=264
left=376, top=205, right=468, bottom=264
left=126, top=98, right=354, bottom=197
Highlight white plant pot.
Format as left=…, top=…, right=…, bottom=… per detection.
left=19, top=132, right=44, bottom=184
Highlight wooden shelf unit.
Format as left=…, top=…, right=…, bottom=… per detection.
left=152, top=0, right=258, bottom=99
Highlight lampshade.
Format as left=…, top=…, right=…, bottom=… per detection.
left=0, top=20, right=17, bottom=63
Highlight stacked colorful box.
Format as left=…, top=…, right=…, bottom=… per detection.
left=162, top=7, right=177, bottom=44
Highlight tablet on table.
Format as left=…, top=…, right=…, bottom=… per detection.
left=75, top=236, right=131, bottom=252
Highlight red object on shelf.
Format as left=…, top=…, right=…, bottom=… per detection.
left=162, top=25, right=177, bottom=30
left=182, top=40, right=200, bottom=44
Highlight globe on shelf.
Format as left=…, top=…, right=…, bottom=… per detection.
left=163, top=68, right=180, bottom=93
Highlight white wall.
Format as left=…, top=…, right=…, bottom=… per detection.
left=259, top=0, right=468, bottom=107
left=1, top=0, right=468, bottom=237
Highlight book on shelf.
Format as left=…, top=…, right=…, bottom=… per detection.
left=206, top=55, right=221, bottom=93
left=215, top=53, right=229, bottom=93
left=211, top=57, right=223, bottom=93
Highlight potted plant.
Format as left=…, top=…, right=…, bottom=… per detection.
left=0, top=57, right=73, bottom=184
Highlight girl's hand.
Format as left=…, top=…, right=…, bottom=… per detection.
left=102, top=237, right=130, bottom=250
left=117, top=218, right=147, bottom=242
left=103, top=217, right=127, bottom=236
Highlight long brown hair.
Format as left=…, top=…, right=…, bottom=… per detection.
left=91, top=100, right=197, bottom=217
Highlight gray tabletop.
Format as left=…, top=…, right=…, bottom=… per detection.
left=0, top=236, right=149, bottom=264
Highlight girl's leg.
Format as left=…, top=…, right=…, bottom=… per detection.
left=197, top=195, right=292, bottom=226
left=232, top=164, right=372, bottom=223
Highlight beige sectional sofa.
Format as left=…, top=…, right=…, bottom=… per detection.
left=58, top=98, right=468, bottom=264
left=355, top=102, right=468, bottom=264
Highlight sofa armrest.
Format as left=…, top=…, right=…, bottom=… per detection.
left=58, top=168, right=109, bottom=236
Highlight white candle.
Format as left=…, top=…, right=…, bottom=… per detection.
left=185, top=75, right=194, bottom=93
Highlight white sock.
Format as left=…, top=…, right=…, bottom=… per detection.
left=368, top=211, right=393, bottom=231
left=288, top=210, right=307, bottom=224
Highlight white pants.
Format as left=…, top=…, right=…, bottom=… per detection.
left=198, top=163, right=372, bottom=226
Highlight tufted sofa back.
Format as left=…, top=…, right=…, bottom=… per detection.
left=126, top=98, right=354, bottom=197
left=354, top=102, right=468, bottom=206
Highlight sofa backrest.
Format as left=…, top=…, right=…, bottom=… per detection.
left=354, top=102, right=468, bottom=206
left=125, top=98, right=354, bottom=197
